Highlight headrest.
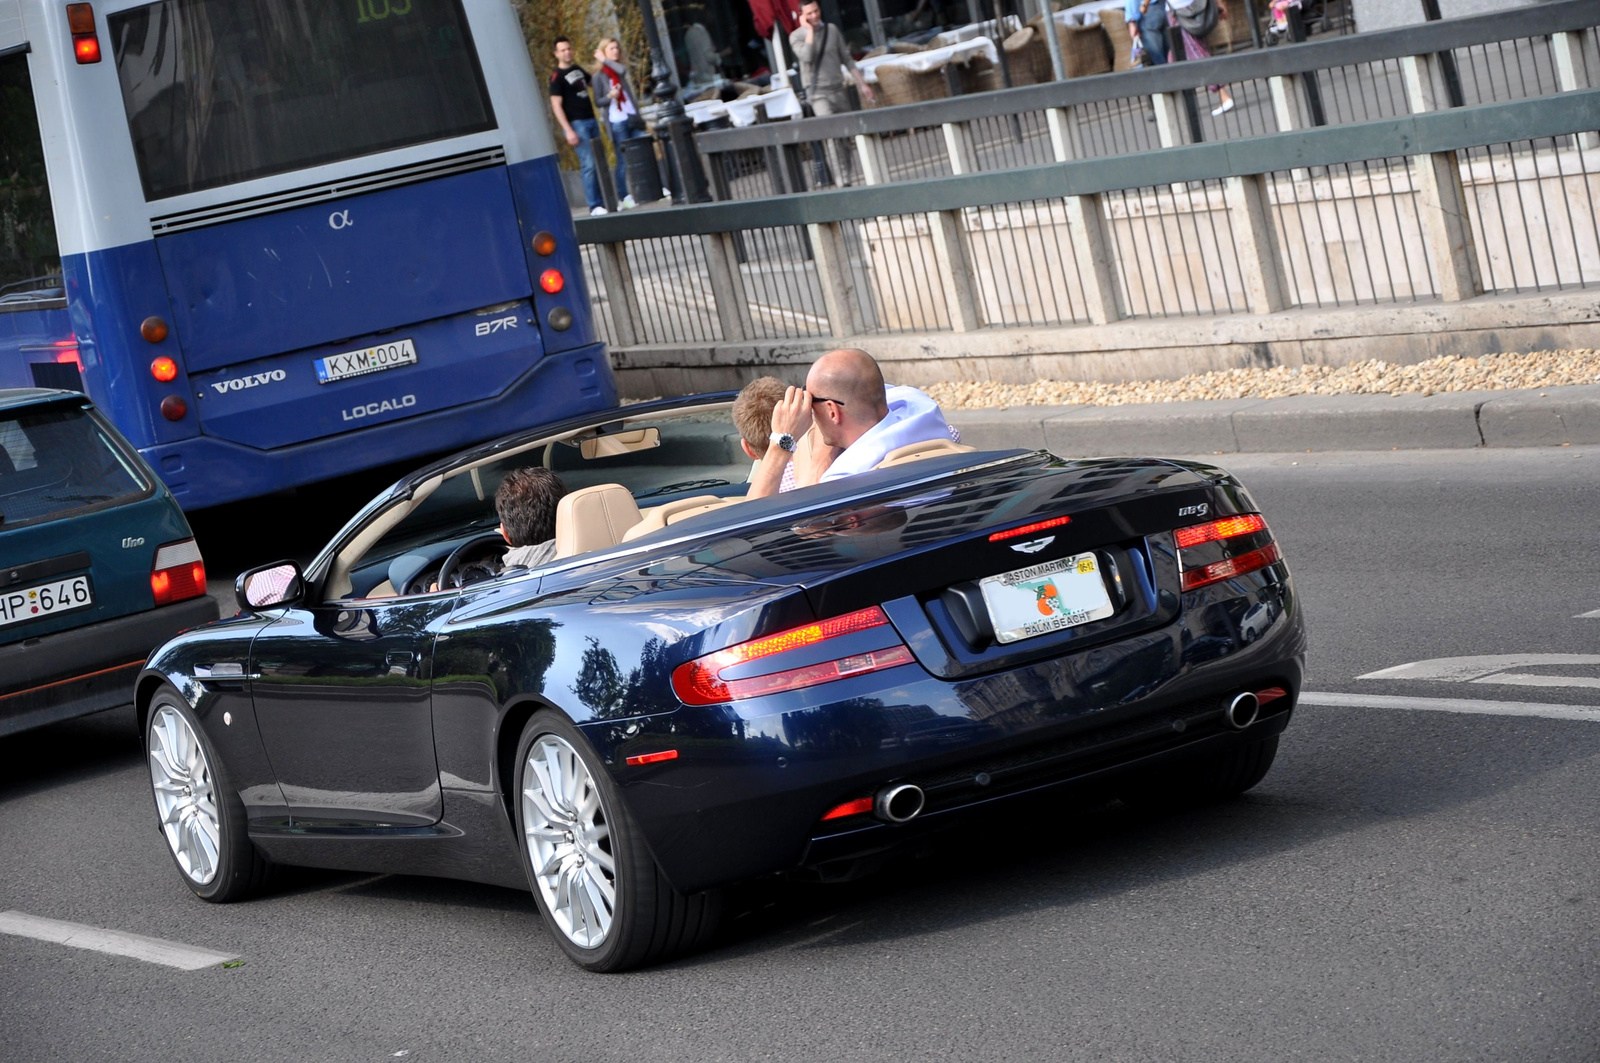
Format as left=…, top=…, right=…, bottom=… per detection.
left=554, top=484, right=642, bottom=559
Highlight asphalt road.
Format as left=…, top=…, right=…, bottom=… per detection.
left=2, top=446, right=1597, bottom=1062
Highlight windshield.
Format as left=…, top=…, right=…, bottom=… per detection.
left=109, top=0, right=496, bottom=201
left=0, top=406, right=152, bottom=529
left=360, top=408, right=750, bottom=571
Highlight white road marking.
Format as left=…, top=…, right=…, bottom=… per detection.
left=1471, top=673, right=1600, bottom=691
left=1357, top=654, right=1600, bottom=682
left=1578, top=609, right=1600, bottom=618
left=1301, top=691, right=1600, bottom=724
left=0, top=910, right=239, bottom=971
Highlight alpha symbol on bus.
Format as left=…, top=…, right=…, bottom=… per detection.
left=329, top=210, right=353, bottom=230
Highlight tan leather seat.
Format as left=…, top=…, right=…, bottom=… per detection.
left=554, top=484, right=642, bottom=558
left=622, top=494, right=732, bottom=542
left=877, top=439, right=977, bottom=467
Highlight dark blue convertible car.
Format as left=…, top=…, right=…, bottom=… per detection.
left=137, top=394, right=1305, bottom=971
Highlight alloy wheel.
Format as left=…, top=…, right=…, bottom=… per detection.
left=147, top=705, right=222, bottom=885
left=521, top=733, right=617, bottom=949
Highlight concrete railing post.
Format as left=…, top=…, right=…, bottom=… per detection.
left=1151, top=93, right=1183, bottom=148
left=927, top=209, right=983, bottom=332
left=1401, top=53, right=1483, bottom=302
left=701, top=233, right=753, bottom=342
left=1268, top=75, right=1302, bottom=132
left=1046, top=107, right=1080, bottom=162
left=1224, top=175, right=1287, bottom=314
left=1552, top=31, right=1600, bottom=151
left=854, top=133, right=891, bottom=185
left=595, top=242, right=642, bottom=348
left=942, top=121, right=979, bottom=175
left=807, top=221, right=864, bottom=337
left=1065, top=194, right=1124, bottom=325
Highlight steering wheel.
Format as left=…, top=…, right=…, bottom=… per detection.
left=436, top=532, right=509, bottom=590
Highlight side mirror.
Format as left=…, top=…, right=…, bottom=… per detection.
left=236, top=560, right=305, bottom=611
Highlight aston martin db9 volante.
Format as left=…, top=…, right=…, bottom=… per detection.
left=137, top=394, right=1305, bottom=971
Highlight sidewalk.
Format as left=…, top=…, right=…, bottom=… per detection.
left=948, top=383, right=1600, bottom=456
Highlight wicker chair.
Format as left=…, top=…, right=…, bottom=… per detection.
left=957, top=53, right=1006, bottom=94
left=1099, top=8, right=1139, bottom=72
left=1002, top=25, right=1054, bottom=86
left=1058, top=21, right=1112, bottom=77
left=874, top=62, right=951, bottom=106
left=1207, top=0, right=1254, bottom=53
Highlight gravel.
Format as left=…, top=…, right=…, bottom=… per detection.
left=923, top=349, right=1600, bottom=410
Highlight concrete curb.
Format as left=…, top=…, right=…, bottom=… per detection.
left=949, top=384, right=1600, bottom=456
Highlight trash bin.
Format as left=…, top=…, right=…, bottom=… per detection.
left=620, top=136, right=663, bottom=205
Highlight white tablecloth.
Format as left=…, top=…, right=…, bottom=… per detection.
left=721, top=87, right=802, bottom=127
left=926, top=16, right=1023, bottom=48
left=855, top=37, right=1000, bottom=84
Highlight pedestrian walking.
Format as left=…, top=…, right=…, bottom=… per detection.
left=789, top=0, right=874, bottom=186
left=548, top=37, right=607, bottom=216
left=1167, top=0, right=1234, bottom=115
left=1129, top=0, right=1170, bottom=64
left=594, top=38, right=642, bottom=210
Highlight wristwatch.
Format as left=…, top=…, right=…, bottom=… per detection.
left=769, top=431, right=797, bottom=453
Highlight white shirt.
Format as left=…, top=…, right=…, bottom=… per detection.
left=820, top=386, right=957, bottom=482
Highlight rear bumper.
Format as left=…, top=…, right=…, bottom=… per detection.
left=140, top=343, right=616, bottom=509
left=590, top=571, right=1306, bottom=894
left=0, top=596, right=219, bottom=736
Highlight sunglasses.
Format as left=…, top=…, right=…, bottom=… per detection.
left=810, top=395, right=846, bottom=408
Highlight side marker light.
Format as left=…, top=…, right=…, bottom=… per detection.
left=140, top=316, right=169, bottom=343
left=532, top=231, right=558, bottom=256
left=625, top=749, right=678, bottom=766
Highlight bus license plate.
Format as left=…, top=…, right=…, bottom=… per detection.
left=0, top=575, right=93, bottom=630
left=979, top=552, right=1114, bottom=644
left=314, top=338, right=418, bottom=384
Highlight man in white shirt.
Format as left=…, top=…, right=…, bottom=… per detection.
left=748, top=348, right=955, bottom=498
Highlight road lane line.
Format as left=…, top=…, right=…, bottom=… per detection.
left=1578, top=609, right=1600, bottom=618
left=1300, top=691, right=1600, bottom=724
left=0, top=910, right=239, bottom=970
left=1471, top=673, right=1600, bottom=691
left=1357, top=654, right=1600, bottom=681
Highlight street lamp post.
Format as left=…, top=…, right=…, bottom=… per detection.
left=636, top=0, right=710, bottom=204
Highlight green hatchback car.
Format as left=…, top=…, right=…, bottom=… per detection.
left=1, top=389, right=218, bottom=735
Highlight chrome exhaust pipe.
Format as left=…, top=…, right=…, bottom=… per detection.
left=1225, top=691, right=1260, bottom=730
left=874, top=783, right=925, bottom=824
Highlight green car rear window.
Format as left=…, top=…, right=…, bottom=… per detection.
left=0, top=407, right=151, bottom=529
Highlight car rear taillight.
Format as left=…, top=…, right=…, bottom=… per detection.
left=66, top=4, right=101, bottom=63
left=1175, top=513, right=1280, bottom=591
left=152, top=539, right=206, bottom=605
left=671, top=606, right=915, bottom=706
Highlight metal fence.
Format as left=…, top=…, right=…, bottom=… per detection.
left=574, top=88, right=1600, bottom=357
left=690, top=2, right=1599, bottom=203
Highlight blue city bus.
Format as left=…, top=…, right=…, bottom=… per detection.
left=0, top=0, right=614, bottom=509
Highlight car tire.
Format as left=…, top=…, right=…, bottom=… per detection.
left=512, top=711, right=721, bottom=972
left=144, top=686, right=275, bottom=902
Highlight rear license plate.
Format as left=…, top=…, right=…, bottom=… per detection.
left=0, top=575, right=93, bottom=630
left=980, top=552, right=1114, bottom=644
left=314, top=338, right=418, bottom=384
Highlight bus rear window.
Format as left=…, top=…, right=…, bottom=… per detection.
left=109, top=0, right=496, bottom=201
left=0, top=407, right=151, bottom=529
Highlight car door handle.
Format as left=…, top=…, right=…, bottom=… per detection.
left=386, top=651, right=418, bottom=665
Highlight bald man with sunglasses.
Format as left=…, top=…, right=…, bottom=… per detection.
left=748, top=348, right=956, bottom=499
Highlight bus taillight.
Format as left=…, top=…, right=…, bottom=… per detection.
left=66, top=4, right=101, bottom=64
left=539, top=269, right=565, bottom=294
left=151, top=357, right=178, bottom=382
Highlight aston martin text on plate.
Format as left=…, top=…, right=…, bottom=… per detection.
left=314, top=338, right=418, bottom=384
left=980, top=552, right=1114, bottom=644
left=0, top=575, right=93, bottom=629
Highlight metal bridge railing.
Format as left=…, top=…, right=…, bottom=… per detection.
left=689, top=1, right=1599, bottom=203
left=573, top=90, right=1600, bottom=355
